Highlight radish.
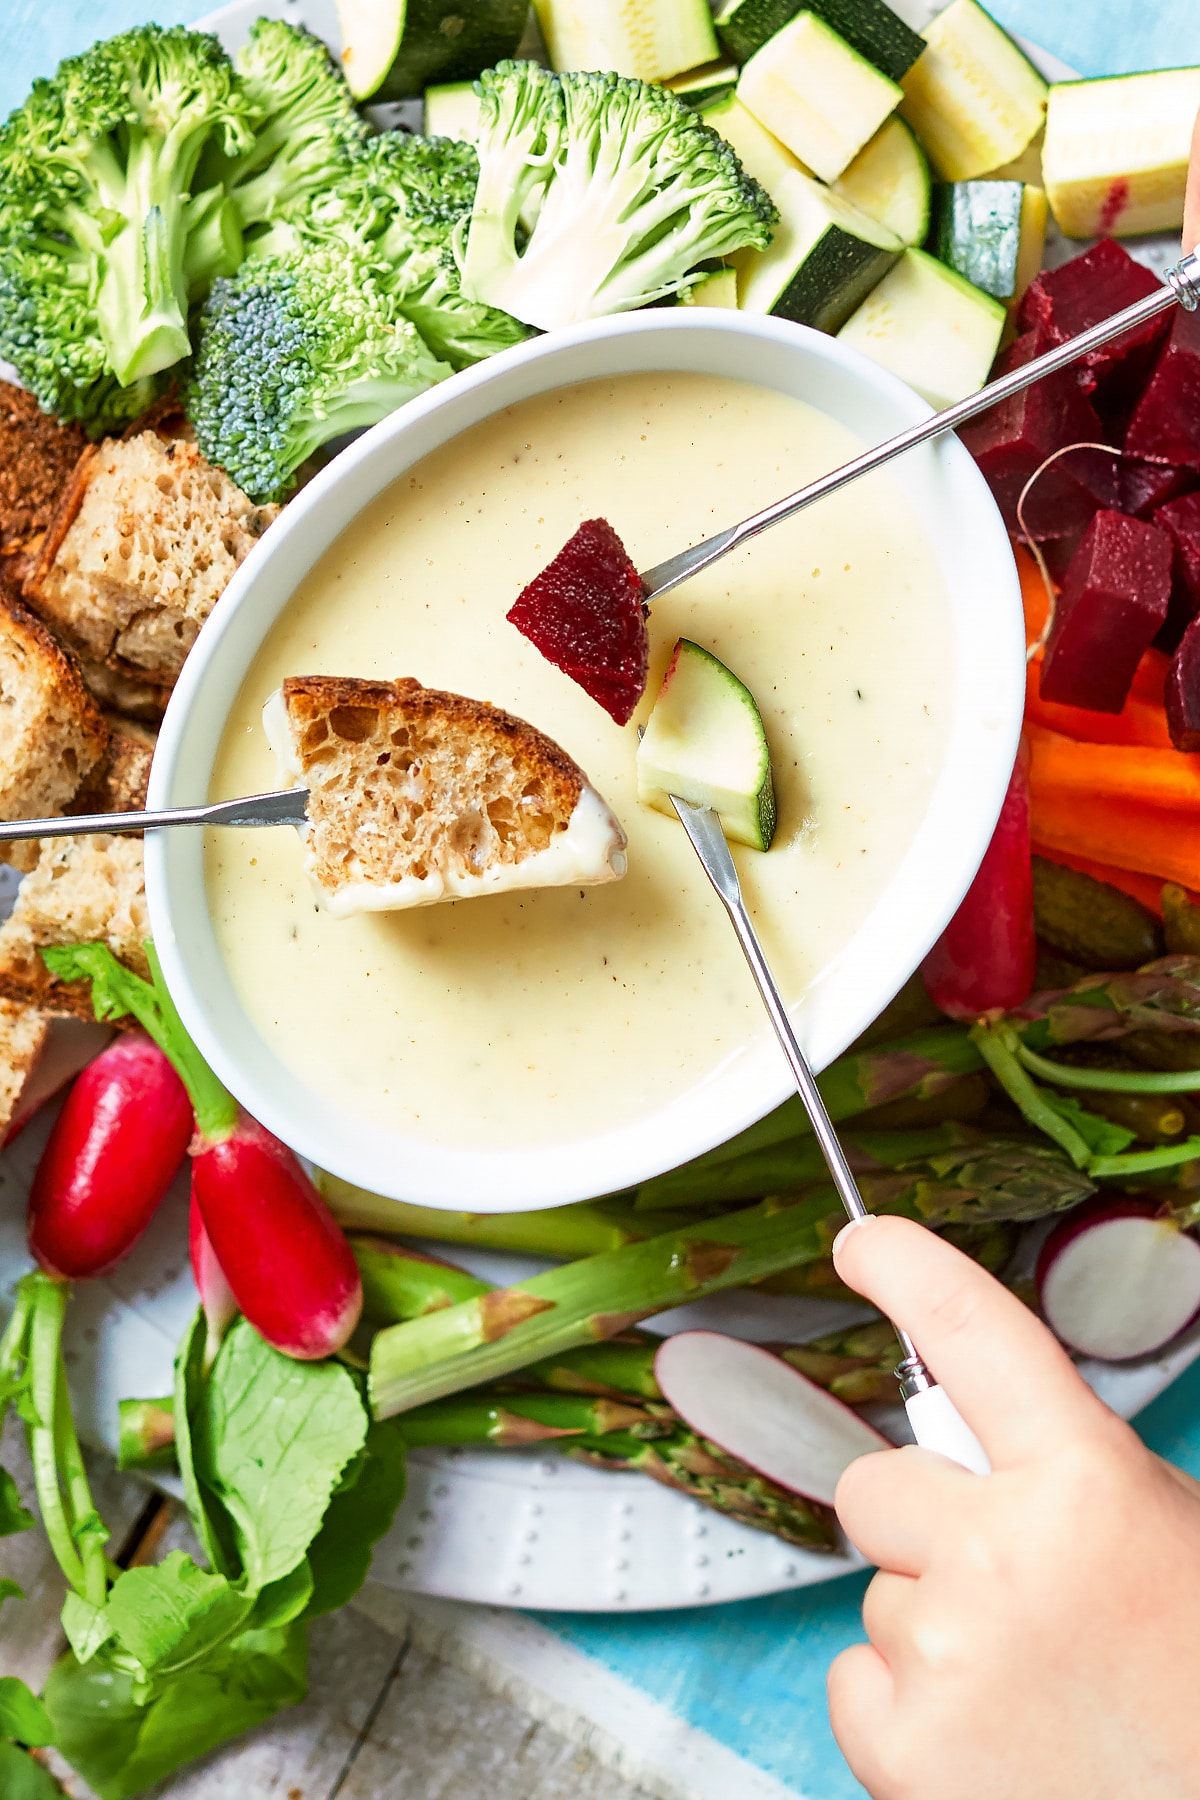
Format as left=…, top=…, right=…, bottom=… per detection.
left=43, top=941, right=363, bottom=1361
left=922, top=745, right=1036, bottom=1020
left=192, top=1110, right=362, bottom=1360
left=27, top=1032, right=193, bottom=1280
left=1037, top=1199, right=1200, bottom=1361
left=189, top=1196, right=238, bottom=1369
left=653, top=1330, right=890, bottom=1507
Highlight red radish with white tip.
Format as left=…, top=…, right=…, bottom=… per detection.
left=653, top=1330, right=889, bottom=1507
left=27, top=1031, right=193, bottom=1280
left=189, top=1196, right=238, bottom=1370
left=1037, top=1199, right=1200, bottom=1361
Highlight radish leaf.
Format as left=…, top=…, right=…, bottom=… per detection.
left=193, top=1318, right=368, bottom=1591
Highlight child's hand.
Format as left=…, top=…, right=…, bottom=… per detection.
left=1187, top=105, right=1200, bottom=251
left=827, top=1214, right=1200, bottom=1800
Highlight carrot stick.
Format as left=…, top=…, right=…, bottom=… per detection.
left=1025, top=663, right=1174, bottom=749
left=1030, top=846, right=1169, bottom=917
left=1016, top=543, right=1053, bottom=645
left=1030, top=790, right=1200, bottom=889
left=1028, top=726, right=1200, bottom=813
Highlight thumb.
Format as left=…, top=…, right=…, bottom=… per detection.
left=1186, top=103, right=1200, bottom=253
left=833, top=1214, right=1109, bottom=1466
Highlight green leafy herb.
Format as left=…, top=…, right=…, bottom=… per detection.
left=0, top=1576, right=24, bottom=1608
left=1038, top=1092, right=1136, bottom=1157
left=43, top=1624, right=307, bottom=1800
left=303, top=1418, right=408, bottom=1617
left=194, top=1317, right=367, bottom=1591
left=0, top=1677, right=55, bottom=1747
left=0, top=1740, right=64, bottom=1799
left=104, top=1553, right=254, bottom=1684
left=0, top=1465, right=33, bottom=1536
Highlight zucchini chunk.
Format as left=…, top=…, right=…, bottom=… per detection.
left=739, top=12, right=902, bottom=183
left=834, top=116, right=930, bottom=247
left=423, top=80, right=481, bottom=144
left=1042, top=69, right=1200, bottom=238
left=899, top=0, right=1048, bottom=182
left=700, top=90, right=812, bottom=194
left=735, top=169, right=902, bottom=330
left=837, top=247, right=1006, bottom=410
left=336, top=0, right=528, bottom=101
left=716, top=0, right=924, bottom=83
left=678, top=267, right=740, bottom=307
left=638, top=639, right=777, bottom=852
left=929, top=179, right=1048, bottom=305
left=533, top=0, right=718, bottom=82
left=666, top=58, right=740, bottom=110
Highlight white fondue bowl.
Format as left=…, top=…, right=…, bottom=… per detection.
left=147, top=310, right=1023, bottom=1213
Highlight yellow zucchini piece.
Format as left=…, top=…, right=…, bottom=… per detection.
left=899, top=0, right=1047, bottom=183
left=1042, top=69, right=1200, bottom=239
left=738, top=11, right=902, bottom=184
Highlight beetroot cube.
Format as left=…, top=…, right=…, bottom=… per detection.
left=1041, top=511, right=1172, bottom=712
left=508, top=518, right=648, bottom=725
left=1154, top=490, right=1200, bottom=650
left=1167, top=614, right=1200, bottom=749
left=1118, top=457, right=1197, bottom=520
left=1018, top=240, right=1169, bottom=413
left=960, top=328, right=1118, bottom=541
left=1125, top=306, right=1200, bottom=468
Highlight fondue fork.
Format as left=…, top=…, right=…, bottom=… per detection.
left=637, top=251, right=1200, bottom=603
left=0, top=790, right=310, bottom=842
left=670, top=792, right=991, bottom=1477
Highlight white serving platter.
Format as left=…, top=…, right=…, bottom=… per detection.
left=2, top=6, right=1196, bottom=1613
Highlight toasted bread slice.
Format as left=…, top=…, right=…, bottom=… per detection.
left=26, top=433, right=278, bottom=686
left=264, top=676, right=627, bottom=915
left=0, top=574, right=109, bottom=869
left=0, top=836, right=149, bottom=1016
left=0, top=381, right=88, bottom=556
left=70, top=716, right=156, bottom=816
left=74, top=656, right=171, bottom=723
left=0, top=998, right=49, bottom=1137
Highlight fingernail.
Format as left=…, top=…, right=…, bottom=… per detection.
left=832, top=1215, right=876, bottom=1259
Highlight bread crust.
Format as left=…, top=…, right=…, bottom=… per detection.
left=281, top=675, right=586, bottom=818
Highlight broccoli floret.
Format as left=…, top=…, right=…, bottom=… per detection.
left=0, top=25, right=254, bottom=407
left=353, top=132, right=530, bottom=369
left=202, top=19, right=368, bottom=232
left=454, top=61, right=777, bottom=331
left=187, top=241, right=452, bottom=503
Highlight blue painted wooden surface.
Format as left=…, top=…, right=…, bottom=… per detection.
left=8, top=5, right=1200, bottom=1795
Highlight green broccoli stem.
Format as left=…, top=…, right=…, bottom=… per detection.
left=41, top=942, right=237, bottom=1140
left=570, top=1430, right=838, bottom=1553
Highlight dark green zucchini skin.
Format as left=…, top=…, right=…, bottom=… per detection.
left=717, top=0, right=924, bottom=81
left=769, top=229, right=900, bottom=332
left=928, top=180, right=1025, bottom=300
left=375, top=0, right=528, bottom=100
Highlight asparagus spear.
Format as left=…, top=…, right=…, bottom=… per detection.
left=778, top=1321, right=903, bottom=1406
left=629, top=1124, right=979, bottom=1212
left=570, top=1429, right=839, bottom=1552
left=327, top=1187, right=699, bottom=1255
left=397, top=1392, right=673, bottom=1447
left=369, top=1145, right=1094, bottom=1419
left=353, top=1236, right=493, bottom=1321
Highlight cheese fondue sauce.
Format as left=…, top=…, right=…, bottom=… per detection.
left=207, top=372, right=950, bottom=1149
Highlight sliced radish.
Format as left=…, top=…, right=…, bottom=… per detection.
left=654, top=1330, right=889, bottom=1507
left=1037, top=1199, right=1200, bottom=1361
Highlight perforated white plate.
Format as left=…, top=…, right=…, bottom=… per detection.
left=2, top=9, right=1195, bottom=1612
